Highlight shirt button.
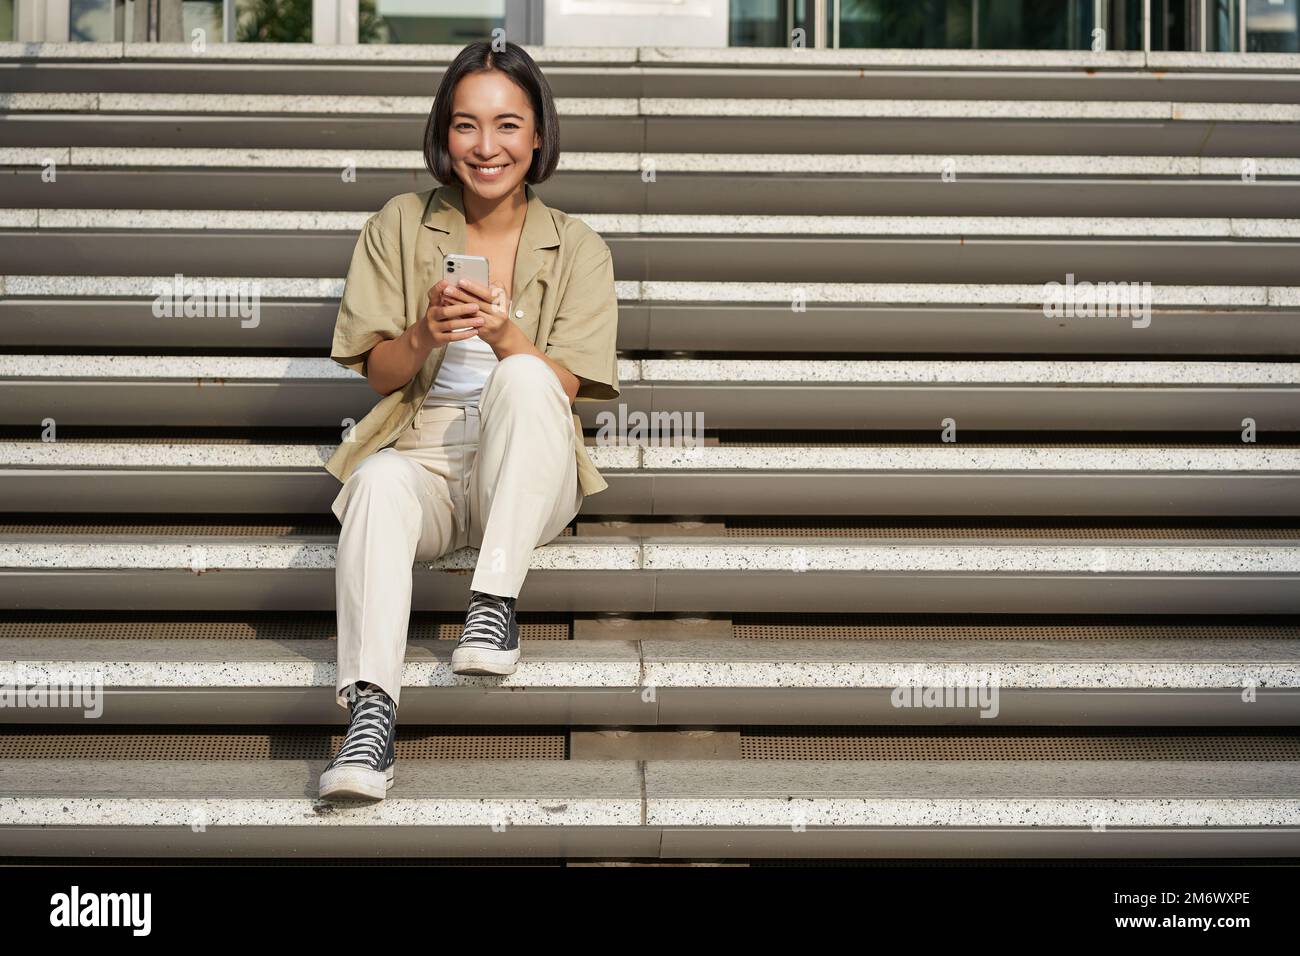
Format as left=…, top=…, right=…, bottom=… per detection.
left=514, top=309, right=524, bottom=318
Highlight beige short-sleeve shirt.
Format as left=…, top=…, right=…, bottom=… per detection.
left=324, top=182, right=621, bottom=496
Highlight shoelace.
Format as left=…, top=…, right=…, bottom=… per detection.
left=459, top=591, right=514, bottom=649
left=328, top=688, right=395, bottom=770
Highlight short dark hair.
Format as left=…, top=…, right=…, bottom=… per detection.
left=423, top=41, right=560, bottom=187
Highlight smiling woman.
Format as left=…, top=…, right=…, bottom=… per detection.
left=318, top=41, right=620, bottom=803
left=423, top=42, right=562, bottom=189
left=417, top=58, right=576, bottom=408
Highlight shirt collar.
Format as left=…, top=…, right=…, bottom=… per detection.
left=420, top=180, right=559, bottom=306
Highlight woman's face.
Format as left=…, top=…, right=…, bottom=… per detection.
left=447, top=69, right=541, bottom=199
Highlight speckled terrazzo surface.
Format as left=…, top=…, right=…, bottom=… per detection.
left=4, top=275, right=1298, bottom=309
left=6, top=148, right=1300, bottom=178
left=638, top=637, right=1300, bottom=689
left=10, top=206, right=1300, bottom=238
left=0, top=441, right=1292, bottom=473
left=636, top=447, right=1299, bottom=471
left=0, top=758, right=644, bottom=826
left=0, top=637, right=643, bottom=690
left=0, top=355, right=643, bottom=382
left=637, top=359, right=1300, bottom=384
left=0, top=759, right=1295, bottom=829
left=1, top=541, right=1297, bottom=574
left=0, top=540, right=643, bottom=572
left=0, top=274, right=348, bottom=297
left=642, top=760, right=1300, bottom=827
left=2, top=355, right=1295, bottom=385
left=34, top=207, right=371, bottom=230
left=640, top=543, right=1300, bottom=573
left=0, top=637, right=1295, bottom=690
left=5, top=92, right=1300, bottom=127
left=0, top=92, right=634, bottom=116
left=0, top=440, right=643, bottom=471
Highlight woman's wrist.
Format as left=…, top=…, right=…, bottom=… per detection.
left=488, top=321, right=532, bottom=360
left=408, top=316, right=438, bottom=357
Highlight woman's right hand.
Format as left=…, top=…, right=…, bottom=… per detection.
left=422, top=278, right=484, bottom=345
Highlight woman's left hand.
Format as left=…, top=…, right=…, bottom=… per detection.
left=440, top=278, right=515, bottom=348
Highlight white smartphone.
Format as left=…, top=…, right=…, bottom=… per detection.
left=443, top=253, right=489, bottom=334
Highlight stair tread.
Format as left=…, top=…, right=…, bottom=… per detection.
left=1, top=757, right=1296, bottom=807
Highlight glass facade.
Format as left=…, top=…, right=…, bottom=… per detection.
left=728, top=1, right=1209, bottom=52
left=69, top=0, right=117, bottom=41
left=730, top=0, right=789, bottom=47
left=1248, top=0, right=1299, bottom=51
left=236, top=0, right=312, bottom=41
left=64, top=0, right=306, bottom=43
left=726, top=0, right=1299, bottom=51
left=839, top=1, right=975, bottom=49
left=33, top=0, right=1300, bottom=51
left=363, top=0, right=505, bottom=43
left=186, top=0, right=223, bottom=40
left=732, top=0, right=1103, bottom=49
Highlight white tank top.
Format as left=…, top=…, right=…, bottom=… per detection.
left=426, top=334, right=499, bottom=405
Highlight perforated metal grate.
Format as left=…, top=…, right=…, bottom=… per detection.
left=0, top=427, right=338, bottom=444
left=0, top=727, right=566, bottom=760
left=23, top=436, right=268, bottom=445
left=0, top=517, right=341, bottom=536
left=0, top=612, right=571, bottom=641
left=8, top=857, right=1284, bottom=867
left=0, top=857, right=568, bottom=866
left=6, top=427, right=1298, bottom=450
left=0, top=517, right=570, bottom=538
left=722, top=519, right=1300, bottom=539
left=6, top=517, right=1294, bottom=539
left=732, top=613, right=1300, bottom=641
left=3, top=729, right=1296, bottom=762
left=726, top=440, right=1300, bottom=448
left=718, top=429, right=1300, bottom=448
left=747, top=859, right=1295, bottom=867
left=740, top=729, right=1300, bottom=761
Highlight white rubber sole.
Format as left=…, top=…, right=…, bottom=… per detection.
left=451, top=644, right=520, bottom=676
left=317, top=763, right=395, bottom=801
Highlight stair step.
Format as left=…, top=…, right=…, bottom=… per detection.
left=6, top=163, right=1300, bottom=222
left=0, top=533, right=1296, bottom=612
left=0, top=636, right=1296, bottom=725
left=9, top=207, right=1300, bottom=238
left=5, top=231, right=1295, bottom=282
left=6, top=93, right=1299, bottom=155
left=5, top=147, right=1300, bottom=177
left=7, top=91, right=1300, bottom=123
left=6, top=154, right=1298, bottom=220
left=2, top=357, right=1294, bottom=429
left=1, top=440, right=1296, bottom=516
left=7, top=275, right=1297, bottom=304
left=1, top=757, right=1296, bottom=858
left=6, top=277, right=1296, bottom=353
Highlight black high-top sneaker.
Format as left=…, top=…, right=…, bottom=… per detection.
left=451, top=590, right=520, bottom=675
left=317, top=681, right=397, bottom=800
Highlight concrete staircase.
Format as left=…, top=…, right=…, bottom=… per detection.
left=1, top=42, right=1298, bottom=862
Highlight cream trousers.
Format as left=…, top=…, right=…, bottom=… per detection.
left=330, top=353, right=584, bottom=711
